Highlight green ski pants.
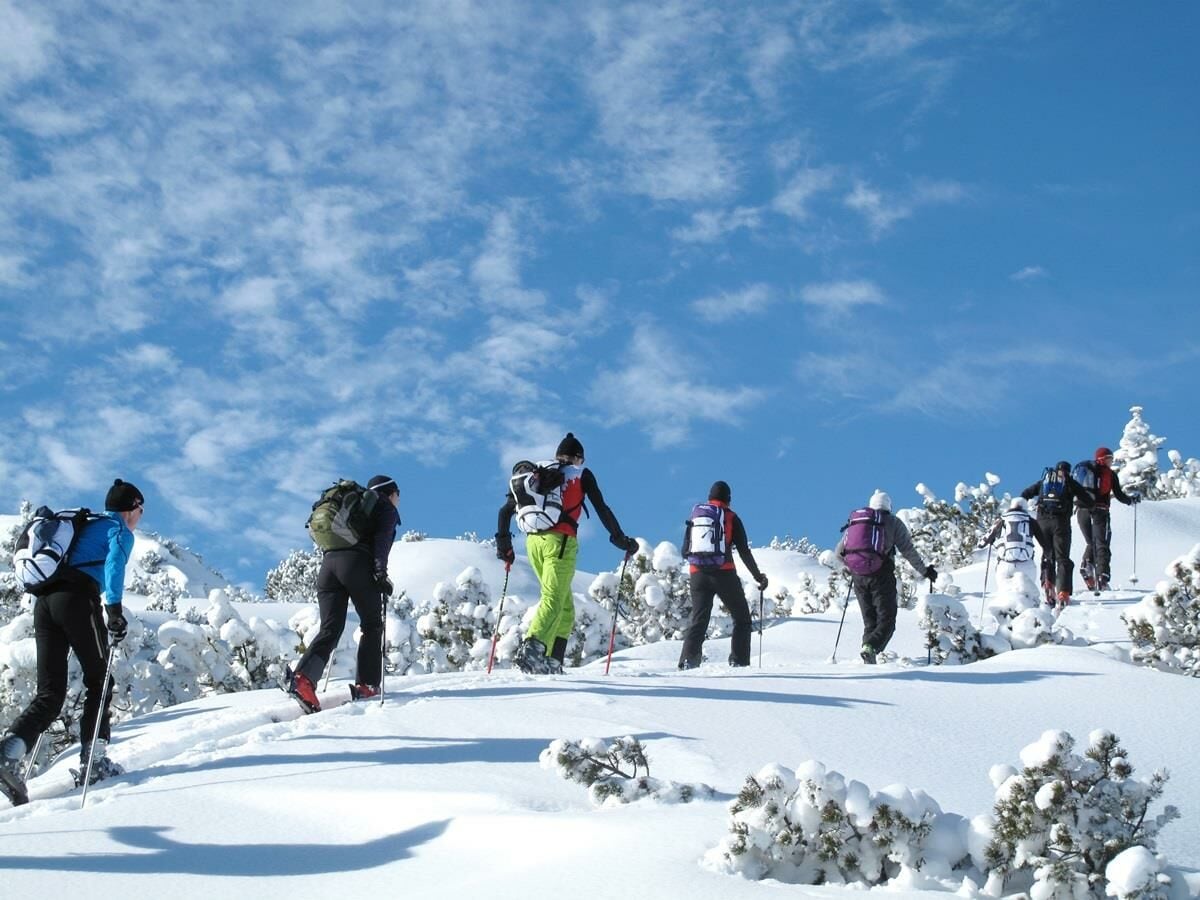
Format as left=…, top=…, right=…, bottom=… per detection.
left=525, top=532, right=578, bottom=651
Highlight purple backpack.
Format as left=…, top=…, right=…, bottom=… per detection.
left=683, top=503, right=731, bottom=567
left=841, top=507, right=887, bottom=575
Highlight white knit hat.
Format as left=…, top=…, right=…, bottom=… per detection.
left=868, top=490, right=892, bottom=512
left=1009, top=497, right=1028, bottom=512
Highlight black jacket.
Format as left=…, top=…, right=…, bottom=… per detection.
left=1021, top=472, right=1093, bottom=519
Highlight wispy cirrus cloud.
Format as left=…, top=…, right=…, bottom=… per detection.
left=800, top=279, right=886, bottom=313
left=691, top=284, right=773, bottom=323
left=845, top=177, right=966, bottom=237
left=1010, top=265, right=1048, bottom=281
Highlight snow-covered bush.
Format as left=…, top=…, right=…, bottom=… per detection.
left=709, top=759, right=970, bottom=888
left=540, top=736, right=713, bottom=807
left=416, top=567, right=493, bottom=672
left=1114, top=406, right=1166, bottom=500
left=264, top=548, right=322, bottom=603
left=1158, top=450, right=1200, bottom=499
left=618, top=541, right=693, bottom=645
left=906, top=475, right=1006, bottom=576
left=980, top=730, right=1179, bottom=899
left=1124, top=544, right=1200, bottom=676
left=0, top=502, right=33, bottom=623
left=917, top=591, right=1000, bottom=665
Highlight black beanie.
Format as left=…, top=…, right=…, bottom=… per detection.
left=368, top=474, right=398, bottom=496
left=556, top=432, right=584, bottom=459
left=105, top=478, right=144, bottom=512
left=709, top=480, right=732, bottom=503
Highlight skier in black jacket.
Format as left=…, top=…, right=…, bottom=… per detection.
left=1020, top=461, right=1093, bottom=609
left=287, top=475, right=400, bottom=711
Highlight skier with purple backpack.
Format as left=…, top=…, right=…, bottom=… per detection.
left=677, top=481, right=768, bottom=669
left=835, top=490, right=936, bottom=664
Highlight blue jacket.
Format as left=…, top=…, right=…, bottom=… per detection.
left=66, top=513, right=135, bottom=606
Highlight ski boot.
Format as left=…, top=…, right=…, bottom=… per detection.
left=349, top=683, right=379, bottom=701
left=284, top=666, right=321, bottom=714
left=1081, top=564, right=1097, bottom=592
left=1056, top=591, right=1071, bottom=612
left=514, top=637, right=552, bottom=674
left=860, top=643, right=877, bottom=665
left=71, top=741, right=125, bottom=788
left=0, top=734, right=29, bottom=807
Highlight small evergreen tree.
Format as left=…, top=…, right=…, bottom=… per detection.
left=539, top=736, right=712, bottom=806
left=264, top=548, right=323, bottom=603
left=1113, top=406, right=1166, bottom=499
left=1123, top=543, right=1200, bottom=676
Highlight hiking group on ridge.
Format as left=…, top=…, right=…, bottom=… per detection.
left=0, top=434, right=1141, bottom=806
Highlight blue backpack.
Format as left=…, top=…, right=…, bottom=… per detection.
left=1072, top=461, right=1098, bottom=502
left=1038, top=467, right=1068, bottom=513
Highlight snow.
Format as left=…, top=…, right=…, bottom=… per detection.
left=2, top=502, right=1200, bottom=898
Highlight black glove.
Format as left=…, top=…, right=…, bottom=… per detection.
left=611, top=534, right=638, bottom=555
left=976, top=537, right=988, bottom=549
left=754, top=573, right=768, bottom=592
left=106, top=603, right=128, bottom=643
left=1130, top=494, right=1142, bottom=505
left=495, top=532, right=515, bottom=565
left=375, top=572, right=394, bottom=597
left=924, top=565, right=938, bottom=582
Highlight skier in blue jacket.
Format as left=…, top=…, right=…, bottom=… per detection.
left=0, top=479, right=143, bottom=806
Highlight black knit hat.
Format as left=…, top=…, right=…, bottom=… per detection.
left=105, top=478, right=144, bottom=512
left=709, top=480, right=731, bottom=503
left=367, top=474, right=398, bottom=496
left=556, top=432, right=584, bottom=459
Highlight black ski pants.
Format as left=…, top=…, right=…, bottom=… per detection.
left=1077, top=507, right=1113, bottom=585
left=852, top=558, right=898, bottom=654
left=297, top=550, right=385, bottom=687
left=9, top=589, right=113, bottom=754
left=678, top=569, right=752, bottom=668
left=1038, top=514, right=1074, bottom=595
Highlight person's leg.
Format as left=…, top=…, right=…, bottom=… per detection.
left=549, top=538, right=579, bottom=647
left=1094, top=509, right=1113, bottom=586
left=297, top=555, right=351, bottom=683
left=59, top=595, right=113, bottom=750
left=714, top=570, right=752, bottom=666
left=854, top=575, right=877, bottom=651
left=7, top=594, right=72, bottom=748
left=678, top=571, right=717, bottom=668
left=1051, top=516, right=1074, bottom=594
left=873, top=574, right=899, bottom=652
left=1076, top=509, right=1095, bottom=586
left=525, top=533, right=575, bottom=653
left=345, top=557, right=385, bottom=688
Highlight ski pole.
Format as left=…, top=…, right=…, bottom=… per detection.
left=1129, top=500, right=1139, bottom=585
left=757, top=587, right=764, bottom=668
left=24, top=732, right=46, bottom=782
left=379, top=591, right=387, bottom=707
left=321, top=649, right=336, bottom=695
left=80, top=643, right=118, bottom=810
left=926, top=576, right=934, bottom=666
left=830, top=582, right=852, bottom=663
left=604, top=554, right=632, bottom=676
left=977, top=544, right=993, bottom=629
left=486, top=562, right=512, bottom=675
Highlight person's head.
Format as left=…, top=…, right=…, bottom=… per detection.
left=555, top=432, right=585, bottom=464
left=1009, top=497, right=1028, bottom=512
left=1056, top=460, right=1071, bottom=476
left=368, top=475, right=400, bottom=507
left=105, top=478, right=145, bottom=529
left=1095, top=446, right=1114, bottom=466
left=708, top=480, right=731, bottom=504
left=868, top=489, right=891, bottom=512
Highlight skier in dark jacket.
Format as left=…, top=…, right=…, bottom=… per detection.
left=0, top=479, right=143, bottom=806
left=1077, top=447, right=1137, bottom=591
left=1020, top=461, right=1093, bottom=608
left=677, top=481, right=768, bottom=669
left=287, top=475, right=400, bottom=711
left=835, top=490, right=936, bottom=664
left=496, top=433, right=637, bottom=674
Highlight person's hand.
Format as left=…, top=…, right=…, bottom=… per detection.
left=976, top=537, right=987, bottom=549
left=611, top=534, right=638, bottom=555
left=375, top=573, right=394, bottom=597
left=924, top=565, right=938, bottom=582
left=495, top=532, right=515, bottom=565
left=106, top=603, right=128, bottom=644
left=1130, top=494, right=1142, bottom=505
left=754, top=573, right=769, bottom=592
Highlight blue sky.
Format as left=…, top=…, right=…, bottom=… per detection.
left=1, top=1, right=1196, bottom=589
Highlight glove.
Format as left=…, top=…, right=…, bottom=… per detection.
left=106, top=602, right=128, bottom=644
left=611, top=534, right=638, bottom=555
left=1130, top=494, right=1142, bottom=505
left=495, top=532, right=515, bottom=565
left=924, top=565, right=938, bottom=582
left=375, top=572, right=394, bottom=597
left=754, top=573, right=769, bottom=592
left=976, top=537, right=987, bottom=549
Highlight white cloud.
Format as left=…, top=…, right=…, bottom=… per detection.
left=1011, top=265, right=1048, bottom=281
left=845, top=177, right=965, bottom=237
left=592, top=322, right=764, bottom=448
left=470, top=209, right=545, bottom=311
left=39, top=436, right=99, bottom=489
left=0, top=0, right=55, bottom=93
left=671, top=207, right=761, bottom=244
left=800, top=279, right=886, bottom=312
left=773, top=166, right=839, bottom=220
left=690, top=284, right=772, bottom=323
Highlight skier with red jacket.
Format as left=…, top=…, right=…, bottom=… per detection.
left=1076, top=447, right=1137, bottom=591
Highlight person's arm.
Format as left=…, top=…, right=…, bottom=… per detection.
left=1020, top=481, right=1040, bottom=501
left=891, top=518, right=929, bottom=574
left=1029, top=518, right=1050, bottom=552
left=981, top=519, right=1002, bottom=547
left=103, top=521, right=134, bottom=605
left=731, top=514, right=765, bottom=584
left=1111, top=472, right=1134, bottom=505
left=1070, top=478, right=1094, bottom=509
left=495, top=494, right=517, bottom=563
left=581, top=468, right=634, bottom=550
left=372, top=501, right=400, bottom=575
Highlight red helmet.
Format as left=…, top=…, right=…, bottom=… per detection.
left=1095, top=446, right=1114, bottom=463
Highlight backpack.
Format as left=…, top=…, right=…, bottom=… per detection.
left=682, top=503, right=732, bottom=568
left=1072, top=461, right=1098, bottom=503
left=306, top=480, right=379, bottom=551
left=997, top=509, right=1035, bottom=563
left=12, top=506, right=104, bottom=596
left=841, top=507, right=887, bottom=576
left=1037, top=467, right=1068, bottom=513
left=509, top=461, right=569, bottom=534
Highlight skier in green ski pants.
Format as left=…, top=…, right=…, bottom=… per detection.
left=496, top=433, right=638, bottom=674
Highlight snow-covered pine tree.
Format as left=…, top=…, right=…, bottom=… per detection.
left=1113, top=406, right=1166, bottom=499
left=1158, top=449, right=1200, bottom=499
left=0, top=501, right=33, bottom=625
left=916, top=592, right=997, bottom=665
left=906, top=476, right=1006, bottom=576
left=619, top=541, right=693, bottom=645
left=264, top=547, right=323, bottom=603
left=981, top=730, right=1179, bottom=899
left=539, top=736, right=712, bottom=806
left=415, top=567, right=493, bottom=672
left=1123, top=543, right=1200, bottom=676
